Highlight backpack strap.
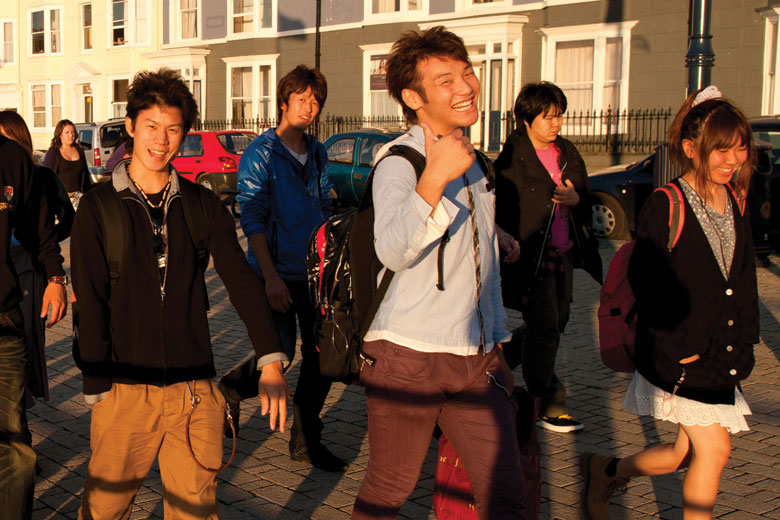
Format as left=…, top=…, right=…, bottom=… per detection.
left=475, top=149, right=495, bottom=192
left=90, top=181, right=129, bottom=287
left=654, top=182, right=685, bottom=251
left=725, top=182, right=747, bottom=216
left=177, top=178, right=211, bottom=271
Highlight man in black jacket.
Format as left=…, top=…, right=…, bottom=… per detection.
left=495, top=82, right=600, bottom=433
left=0, top=134, right=67, bottom=519
left=71, top=69, right=289, bottom=519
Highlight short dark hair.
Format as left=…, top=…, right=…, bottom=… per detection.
left=50, top=119, right=76, bottom=149
left=276, top=65, right=328, bottom=120
left=513, top=82, right=568, bottom=127
left=126, top=68, right=198, bottom=134
left=386, top=26, right=470, bottom=123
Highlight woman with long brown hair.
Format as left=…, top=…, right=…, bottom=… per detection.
left=580, top=91, right=759, bottom=520
left=43, top=119, right=92, bottom=209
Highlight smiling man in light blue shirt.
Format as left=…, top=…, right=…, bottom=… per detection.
left=351, top=26, right=527, bottom=520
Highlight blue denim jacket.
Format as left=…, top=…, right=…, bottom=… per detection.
left=237, top=128, right=332, bottom=280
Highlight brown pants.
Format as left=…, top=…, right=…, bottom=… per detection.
left=353, top=340, right=527, bottom=519
left=79, top=381, right=225, bottom=520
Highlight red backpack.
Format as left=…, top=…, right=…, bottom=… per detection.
left=597, top=181, right=747, bottom=372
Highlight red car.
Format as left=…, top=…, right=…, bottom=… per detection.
left=171, top=130, right=257, bottom=198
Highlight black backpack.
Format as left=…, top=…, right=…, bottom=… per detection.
left=306, top=144, right=494, bottom=383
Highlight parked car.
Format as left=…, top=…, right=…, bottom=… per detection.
left=171, top=130, right=257, bottom=199
left=587, top=138, right=775, bottom=256
left=75, top=119, right=127, bottom=184
left=323, top=128, right=405, bottom=207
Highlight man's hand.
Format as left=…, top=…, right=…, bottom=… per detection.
left=552, top=179, right=580, bottom=207
left=265, top=275, right=292, bottom=312
left=421, top=122, right=476, bottom=185
left=258, top=361, right=290, bottom=432
left=499, top=233, right=521, bottom=264
left=40, top=282, right=67, bottom=328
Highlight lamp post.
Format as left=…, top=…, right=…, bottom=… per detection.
left=686, top=0, right=714, bottom=95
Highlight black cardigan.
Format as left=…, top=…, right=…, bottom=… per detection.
left=627, top=179, right=759, bottom=405
left=494, top=127, right=601, bottom=309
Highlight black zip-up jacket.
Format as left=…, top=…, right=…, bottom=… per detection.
left=628, top=180, right=759, bottom=405
left=0, top=136, right=64, bottom=312
left=494, top=127, right=600, bottom=308
left=71, top=167, right=283, bottom=396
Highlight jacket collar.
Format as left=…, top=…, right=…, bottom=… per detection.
left=112, top=161, right=182, bottom=200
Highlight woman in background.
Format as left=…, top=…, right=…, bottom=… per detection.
left=43, top=119, right=92, bottom=210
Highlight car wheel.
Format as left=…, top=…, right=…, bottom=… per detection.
left=197, top=174, right=220, bottom=197
left=592, top=193, right=629, bottom=240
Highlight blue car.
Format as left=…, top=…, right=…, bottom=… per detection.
left=324, top=129, right=404, bottom=207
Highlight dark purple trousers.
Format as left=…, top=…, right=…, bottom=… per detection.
left=352, top=340, right=527, bottom=520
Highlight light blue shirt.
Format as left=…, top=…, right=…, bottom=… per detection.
left=364, top=126, right=511, bottom=355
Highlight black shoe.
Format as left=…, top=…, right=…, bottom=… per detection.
left=218, top=379, right=241, bottom=437
left=290, top=444, right=348, bottom=472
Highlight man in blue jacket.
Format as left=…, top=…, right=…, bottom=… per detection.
left=232, top=65, right=343, bottom=471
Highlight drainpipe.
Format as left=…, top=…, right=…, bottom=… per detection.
left=686, top=0, right=714, bottom=95
left=314, top=0, right=322, bottom=139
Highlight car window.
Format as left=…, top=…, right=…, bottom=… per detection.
left=179, top=135, right=204, bottom=157
left=753, top=130, right=780, bottom=165
left=77, top=129, right=94, bottom=149
left=217, top=132, right=254, bottom=154
left=358, top=138, right=385, bottom=167
left=100, top=125, right=125, bottom=148
left=327, top=138, right=355, bottom=164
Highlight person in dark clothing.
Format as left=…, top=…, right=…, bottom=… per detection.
left=494, top=82, right=601, bottom=434
left=580, top=93, right=759, bottom=520
left=226, top=65, right=343, bottom=472
left=0, top=111, right=72, bottom=457
left=0, top=129, right=67, bottom=519
left=71, top=68, right=289, bottom=519
left=43, top=119, right=92, bottom=210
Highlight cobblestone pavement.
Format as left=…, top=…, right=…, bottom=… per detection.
left=29, top=230, right=780, bottom=519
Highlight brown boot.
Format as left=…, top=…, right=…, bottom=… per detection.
left=580, top=453, right=629, bottom=520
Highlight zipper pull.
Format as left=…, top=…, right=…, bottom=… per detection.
left=160, top=288, right=166, bottom=301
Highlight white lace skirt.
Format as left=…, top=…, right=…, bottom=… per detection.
left=623, top=371, right=751, bottom=434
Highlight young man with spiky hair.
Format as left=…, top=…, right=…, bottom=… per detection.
left=351, top=27, right=526, bottom=519
left=231, top=65, right=343, bottom=471
left=71, top=68, right=289, bottom=519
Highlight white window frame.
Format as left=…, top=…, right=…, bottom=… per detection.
left=454, top=0, right=509, bottom=12
left=81, top=3, right=93, bottom=52
left=228, top=0, right=276, bottom=38
left=27, top=6, right=64, bottom=57
left=359, top=44, right=402, bottom=119
left=105, top=0, right=150, bottom=48
left=760, top=7, right=780, bottom=115
left=363, top=0, right=426, bottom=22
left=108, top=75, right=131, bottom=119
left=540, top=21, right=636, bottom=116
left=177, top=0, right=201, bottom=42
left=0, top=19, right=16, bottom=66
left=28, top=81, right=65, bottom=130
left=222, top=55, right=279, bottom=121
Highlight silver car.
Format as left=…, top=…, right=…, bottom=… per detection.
left=75, top=120, right=127, bottom=184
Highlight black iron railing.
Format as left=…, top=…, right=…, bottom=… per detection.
left=198, top=108, right=673, bottom=155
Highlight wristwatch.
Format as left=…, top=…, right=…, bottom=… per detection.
left=47, top=275, right=69, bottom=286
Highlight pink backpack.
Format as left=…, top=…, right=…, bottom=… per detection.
left=597, top=184, right=684, bottom=372
left=597, top=182, right=747, bottom=372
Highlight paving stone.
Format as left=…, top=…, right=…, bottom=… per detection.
left=27, top=240, right=780, bottom=518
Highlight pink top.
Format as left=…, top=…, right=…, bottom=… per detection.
left=535, top=144, right=572, bottom=252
